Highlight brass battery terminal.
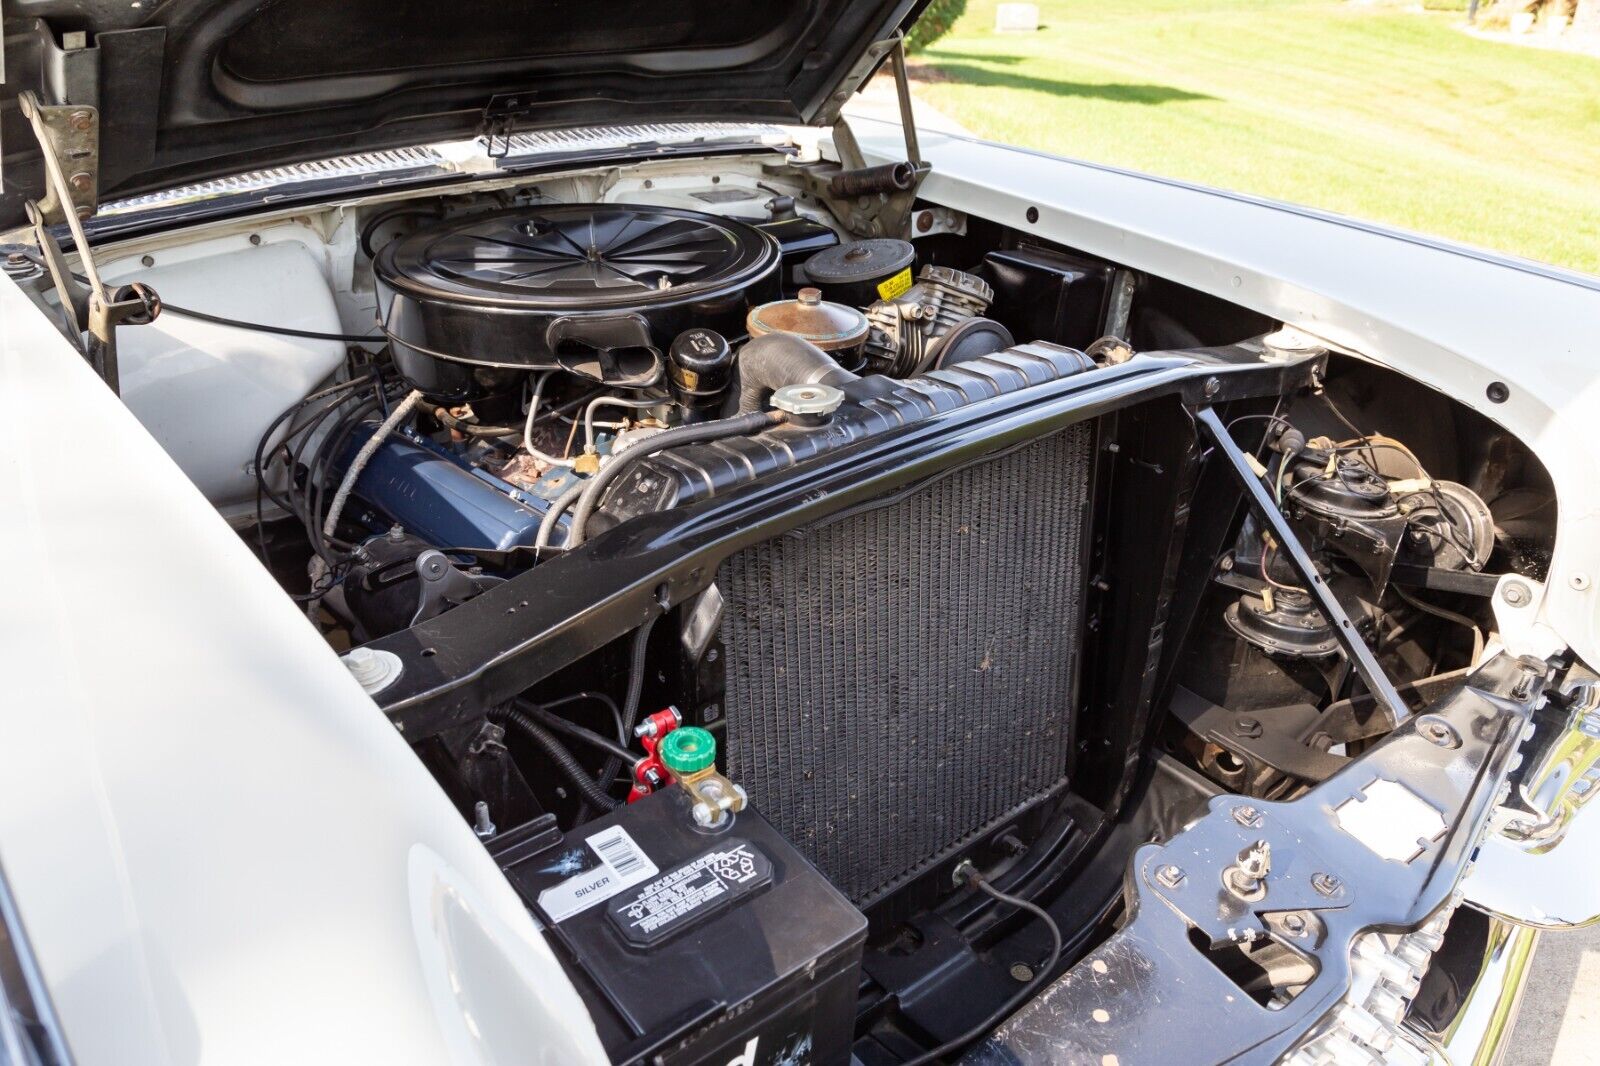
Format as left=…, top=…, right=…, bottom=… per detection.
left=658, top=727, right=748, bottom=829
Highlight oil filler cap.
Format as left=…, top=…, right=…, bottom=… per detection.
left=660, top=726, right=718, bottom=775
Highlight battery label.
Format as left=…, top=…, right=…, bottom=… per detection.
left=606, top=839, right=774, bottom=947
left=537, top=825, right=659, bottom=923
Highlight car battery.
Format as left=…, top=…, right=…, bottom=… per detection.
left=496, top=780, right=867, bottom=1065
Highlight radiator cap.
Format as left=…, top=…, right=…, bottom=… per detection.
left=661, top=726, right=718, bottom=775
left=770, top=382, right=845, bottom=418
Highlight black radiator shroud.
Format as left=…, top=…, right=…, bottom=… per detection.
left=717, top=424, right=1095, bottom=905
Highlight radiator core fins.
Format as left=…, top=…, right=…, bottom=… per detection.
left=719, top=424, right=1093, bottom=905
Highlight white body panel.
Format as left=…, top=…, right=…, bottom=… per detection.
left=0, top=280, right=607, bottom=1066
left=102, top=229, right=351, bottom=510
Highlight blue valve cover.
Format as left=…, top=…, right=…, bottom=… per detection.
left=338, top=425, right=572, bottom=552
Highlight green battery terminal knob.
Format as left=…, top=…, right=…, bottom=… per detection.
left=660, top=727, right=717, bottom=775
left=661, top=726, right=747, bottom=828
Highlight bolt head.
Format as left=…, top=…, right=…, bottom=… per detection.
left=1233, top=716, right=1263, bottom=739
left=1009, top=962, right=1035, bottom=982
left=1203, top=376, right=1222, bottom=398
left=68, top=110, right=92, bottom=131
left=1155, top=864, right=1186, bottom=889
left=68, top=172, right=92, bottom=192
left=1417, top=714, right=1460, bottom=748
left=692, top=801, right=731, bottom=829
left=1281, top=913, right=1308, bottom=936
left=1502, top=581, right=1532, bottom=608
left=1311, top=872, right=1343, bottom=897
left=1232, top=805, right=1264, bottom=828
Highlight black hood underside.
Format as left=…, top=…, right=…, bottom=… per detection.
left=0, top=0, right=926, bottom=227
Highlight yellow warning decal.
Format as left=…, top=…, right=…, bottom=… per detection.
left=876, top=267, right=913, bottom=301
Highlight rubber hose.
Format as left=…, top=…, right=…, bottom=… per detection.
left=736, top=332, right=859, bottom=414
left=534, top=479, right=587, bottom=552
left=594, top=614, right=659, bottom=796
left=517, top=702, right=637, bottom=764
left=490, top=706, right=618, bottom=812
left=566, top=410, right=782, bottom=547
left=324, top=389, right=423, bottom=543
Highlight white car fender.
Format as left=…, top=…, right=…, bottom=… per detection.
left=0, top=278, right=607, bottom=1065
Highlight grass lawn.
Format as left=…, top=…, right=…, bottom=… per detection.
left=912, top=0, right=1600, bottom=274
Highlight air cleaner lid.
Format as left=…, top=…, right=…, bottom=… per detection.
left=803, top=239, right=915, bottom=286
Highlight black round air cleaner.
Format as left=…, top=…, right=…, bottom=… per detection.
left=375, top=204, right=782, bottom=400
left=802, top=238, right=915, bottom=306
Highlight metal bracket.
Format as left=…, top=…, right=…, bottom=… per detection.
left=970, top=654, right=1545, bottom=1066
left=17, top=90, right=154, bottom=395
left=478, top=90, right=540, bottom=158
left=411, top=550, right=504, bottom=627
left=786, top=37, right=930, bottom=239
left=17, top=92, right=98, bottom=224
left=1170, top=686, right=1348, bottom=783
left=1196, top=405, right=1409, bottom=726
left=786, top=155, right=929, bottom=239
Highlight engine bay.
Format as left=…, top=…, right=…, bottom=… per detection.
left=11, top=143, right=1566, bottom=1064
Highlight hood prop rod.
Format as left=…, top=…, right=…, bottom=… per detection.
left=1196, top=404, right=1410, bottom=728
left=17, top=91, right=156, bottom=396
left=889, top=36, right=922, bottom=167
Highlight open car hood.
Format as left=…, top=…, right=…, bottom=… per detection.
left=0, top=0, right=926, bottom=226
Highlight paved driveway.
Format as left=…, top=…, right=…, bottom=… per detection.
left=1506, top=926, right=1599, bottom=1064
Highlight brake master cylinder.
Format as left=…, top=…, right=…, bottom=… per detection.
left=659, top=726, right=748, bottom=828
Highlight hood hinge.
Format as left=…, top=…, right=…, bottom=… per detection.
left=789, top=37, right=929, bottom=239
left=18, top=90, right=157, bottom=396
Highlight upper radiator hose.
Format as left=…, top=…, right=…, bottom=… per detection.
left=566, top=409, right=785, bottom=547
left=737, top=332, right=859, bottom=414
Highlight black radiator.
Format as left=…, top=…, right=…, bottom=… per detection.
left=717, top=424, right=1095, bottom=905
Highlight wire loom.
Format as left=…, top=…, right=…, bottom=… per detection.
left=718, top=424, right=1094, bottom=905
